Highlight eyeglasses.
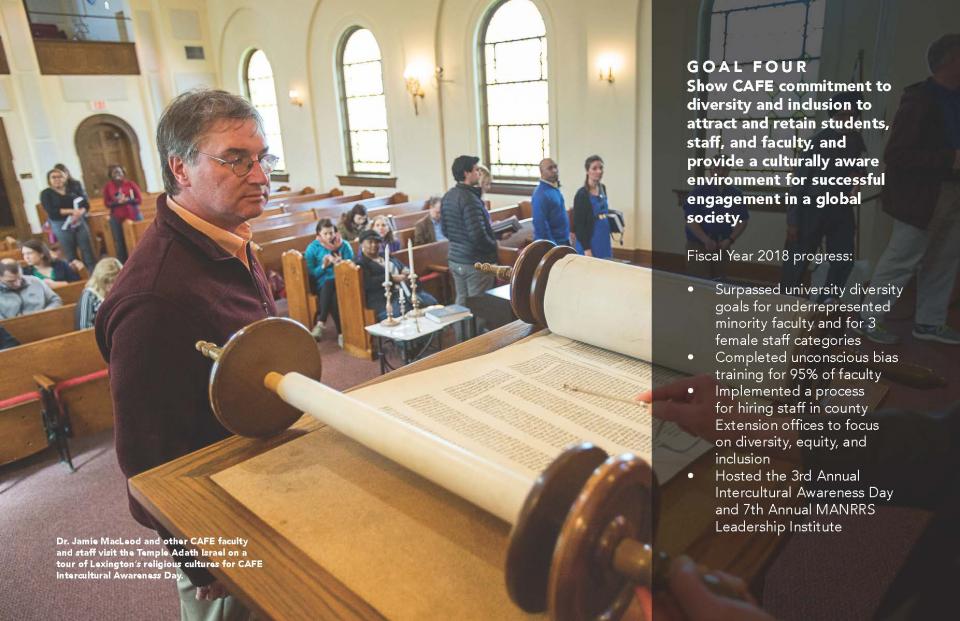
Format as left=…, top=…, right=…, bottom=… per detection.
left=198, top=152, right=280, bottom=177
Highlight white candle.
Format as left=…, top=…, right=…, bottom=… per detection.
left=384, top=242, right=390, bottom=284
left=407, top=238, right=414, bottom=273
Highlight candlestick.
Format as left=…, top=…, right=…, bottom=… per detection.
left=406, top=271, right=426, bottom=318
left=380, top=281, right=400, bottom=326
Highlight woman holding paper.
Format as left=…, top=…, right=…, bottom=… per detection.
left=102, top=165, right=144, bottom=262
left=40, top=168, right=96, bottom=269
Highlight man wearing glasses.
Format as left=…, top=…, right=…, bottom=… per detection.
left=96, top=89, right=277, bottom=620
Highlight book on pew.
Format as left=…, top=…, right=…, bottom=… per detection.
left=425, top=304, right=471, bottom=324
left=491, top=215, right=520, bottom=236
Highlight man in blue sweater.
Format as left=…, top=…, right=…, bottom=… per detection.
left=531, top=158, right=570, bottom=246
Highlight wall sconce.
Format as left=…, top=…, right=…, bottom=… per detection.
left=597, top=54, right=620, bottom=84
left=288, top=89, right=304, bottom=107
left=403, top=61, right=432, bottom=115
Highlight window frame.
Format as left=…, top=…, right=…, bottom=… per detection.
left=703, top=0, right=825, bottom=181
left=336, top=26, right=392, bottom=177
left=476, top=0, right=552, bottom=184
left=241, top=48, right=287, bottom=173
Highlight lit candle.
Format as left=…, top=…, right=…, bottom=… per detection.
left=384, top=242, right=390, bottom=285
left=407, top=238, right=414, bottom=274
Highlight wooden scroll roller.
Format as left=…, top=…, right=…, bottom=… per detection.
left=196, top=315, right=746, bottom=620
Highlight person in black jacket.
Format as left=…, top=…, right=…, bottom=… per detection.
left=40, top=168, right=97, bottom=269
left=54, top=163, right=87, bottom=199
left=354, top=230, right=436, bottom=321
left=572, top=155, right=614, bottom=259
left=441, top=155, right=499, bottom=305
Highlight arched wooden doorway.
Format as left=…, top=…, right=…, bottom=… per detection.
left=74, top=114, right=146, bottom=198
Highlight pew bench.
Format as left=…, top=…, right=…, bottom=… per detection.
left=0, top=329, right=111, bottom=469
left=0, top=304, right=77, bottom=345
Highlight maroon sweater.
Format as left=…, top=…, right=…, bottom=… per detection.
left=95, top=194, right=276, bottom=586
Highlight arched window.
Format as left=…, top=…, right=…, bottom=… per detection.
left=479, top=0, right=549, bottom=181
left=338, top=28, right=391, bottom=174
left=703, top=0, right=826, bottom=177
left=243, top=49, right=287, bottom=172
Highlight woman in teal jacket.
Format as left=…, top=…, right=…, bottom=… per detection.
left=304, top=218, right=354, bottom=342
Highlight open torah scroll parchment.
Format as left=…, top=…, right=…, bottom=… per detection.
left=350, top=330, right=709, bottom=484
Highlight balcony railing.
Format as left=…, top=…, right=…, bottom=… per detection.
left=26, top=9, right=139, bottom=75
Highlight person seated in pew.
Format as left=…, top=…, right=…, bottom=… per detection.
left=354, top=229, right=436, bottom=321
left=414, top=196, right=445, bottom=245
left=337, top=202, right=369, bottom=242
left=0, top=259, right=62, bottom=319
left=75, top=257, right=122, bottom=329
left=370, top=215, right=400, bottom=256
left=20, top=239, right=82, bottom=289
left=304, top=218, right=354, bottom=343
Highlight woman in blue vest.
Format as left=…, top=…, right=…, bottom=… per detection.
left=572, top=155, right=613, bottom=259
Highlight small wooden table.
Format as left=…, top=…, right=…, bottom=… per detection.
left=129, top=321, right=875, bottom=619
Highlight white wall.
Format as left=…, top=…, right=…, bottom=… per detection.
left=0, top=0, right=218, bottom=232
left=208, top=0, right=645, bottom=249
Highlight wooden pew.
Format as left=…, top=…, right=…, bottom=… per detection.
left=255, top=220, right=320, bottom=246
left=57, top=281, right=86, bottom=305
left=272, top=192, right=374, bottom=216
left=518, top=200, right=532, bottom=220
left=331, top=261, right=377, bottom=360
left=0, top=304, right=76, bottom=345
left=87, top=200, right=159, bottom=258
left=253, top=202, right=419, bottom=245
left=266, top=187, right=339, bottom=207
left=256, top=233, right=315, bottom=274
left=267, top=186, right=317, bottom=202
left=0, top=329, right=110, bottom=467
left=363, top=199, right=428, bottom=218
left=122, top=219, right=153, bottom=256
left=251, top=209, right=317, bottom=233
left=360, top=192, right=410, bottom=211
left=273, top=190, right=376, bottom=212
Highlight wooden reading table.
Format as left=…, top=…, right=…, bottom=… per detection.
left=129, top=320, right=842, bottom=620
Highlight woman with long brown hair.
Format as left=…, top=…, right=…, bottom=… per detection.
left=572, top=155, right=613, bottom=259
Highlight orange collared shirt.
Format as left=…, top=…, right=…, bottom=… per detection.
left=167, top=197, right=254, bottom=270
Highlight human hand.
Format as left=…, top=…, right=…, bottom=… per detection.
left=322, top=254, right=334, bottom=267
left=69, top=259, right=85, bottom=273
left=637, top=375, right=798, bottom=457
left=703, top=239, right=718, bottom=252
left=391, top=274, right=406, bottom=283
left=195, top=580, right=229, bottom=601
left=642, top=556, right=774, bottom=621
left=584, top=249, right=593, bottom=257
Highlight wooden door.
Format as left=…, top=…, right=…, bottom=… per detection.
left=75, top=114, right=146, bottom=199
left=0, top=119, right=29, bottom=239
